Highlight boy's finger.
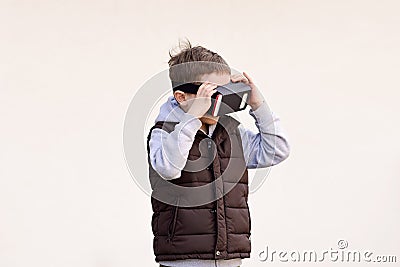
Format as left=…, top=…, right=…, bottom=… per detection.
left=197, top=83, right=212, bottom=97
left=231, top=74, right=248, bottom=84
left=243, top=72, right=253, bottom=83
left=206, top=85, right=217, bottom=95
left=230, top=75, right=239, bottom=81
left=197, top=82, right=209, bottom=95
left=204, top=90, right=216, bottom=99
left=199, top=86, right=215, bottom=98
left=206, top=88, right=217, bottom=95
left=203, top=83, right=217, bottom=90
left=234, top=77, right=248, bottom=83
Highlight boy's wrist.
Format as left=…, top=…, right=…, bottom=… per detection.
left=249, top=99, right=265, bottom=111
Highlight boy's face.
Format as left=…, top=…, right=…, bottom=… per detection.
left=175, top=72, right=231, bottom=125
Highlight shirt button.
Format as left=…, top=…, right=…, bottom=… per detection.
left=216, top=250, right=221, bottom=256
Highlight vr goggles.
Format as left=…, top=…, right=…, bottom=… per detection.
left=172, top=81, right=252, bottom=116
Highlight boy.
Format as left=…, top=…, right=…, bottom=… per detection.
left=146, top=40, right=290, bottom=267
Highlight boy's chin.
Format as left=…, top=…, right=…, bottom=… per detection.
left=200, top=114, right=220, bottom=125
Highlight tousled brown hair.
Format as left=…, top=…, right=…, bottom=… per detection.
left=168, top=38, right=231, bottom=83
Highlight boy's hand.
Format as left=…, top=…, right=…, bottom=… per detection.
left=231, top=72, right=265, bottom=111
left=187, top=82, right=218, bottom=118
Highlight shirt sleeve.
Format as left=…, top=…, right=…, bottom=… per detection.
left=148, top=113, right=202, bottom=180
left=238, top=101, right=291, bottom=169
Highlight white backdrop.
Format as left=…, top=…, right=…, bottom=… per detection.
left=1, top=0, right=399, bottom=266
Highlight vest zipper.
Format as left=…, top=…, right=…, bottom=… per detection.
left=167, top=196, right=180, bottom=243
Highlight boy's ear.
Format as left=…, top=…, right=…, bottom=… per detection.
left=173, top=90, right=186, bottom=105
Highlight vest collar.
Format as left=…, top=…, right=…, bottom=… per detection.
left=198, top=115, right=241, bottom=140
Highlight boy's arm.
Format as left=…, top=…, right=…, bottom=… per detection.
left=149, top=82, right=217, bottom=180
left=149, top=113, right=202, bottom=180
left=238, top=101, right=291, bottom=169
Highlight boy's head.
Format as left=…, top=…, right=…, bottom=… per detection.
left=168, top=39, right=231, bottom=125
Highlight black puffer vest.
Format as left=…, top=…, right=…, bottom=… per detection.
left=146, top=114, right=251, bottom=262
